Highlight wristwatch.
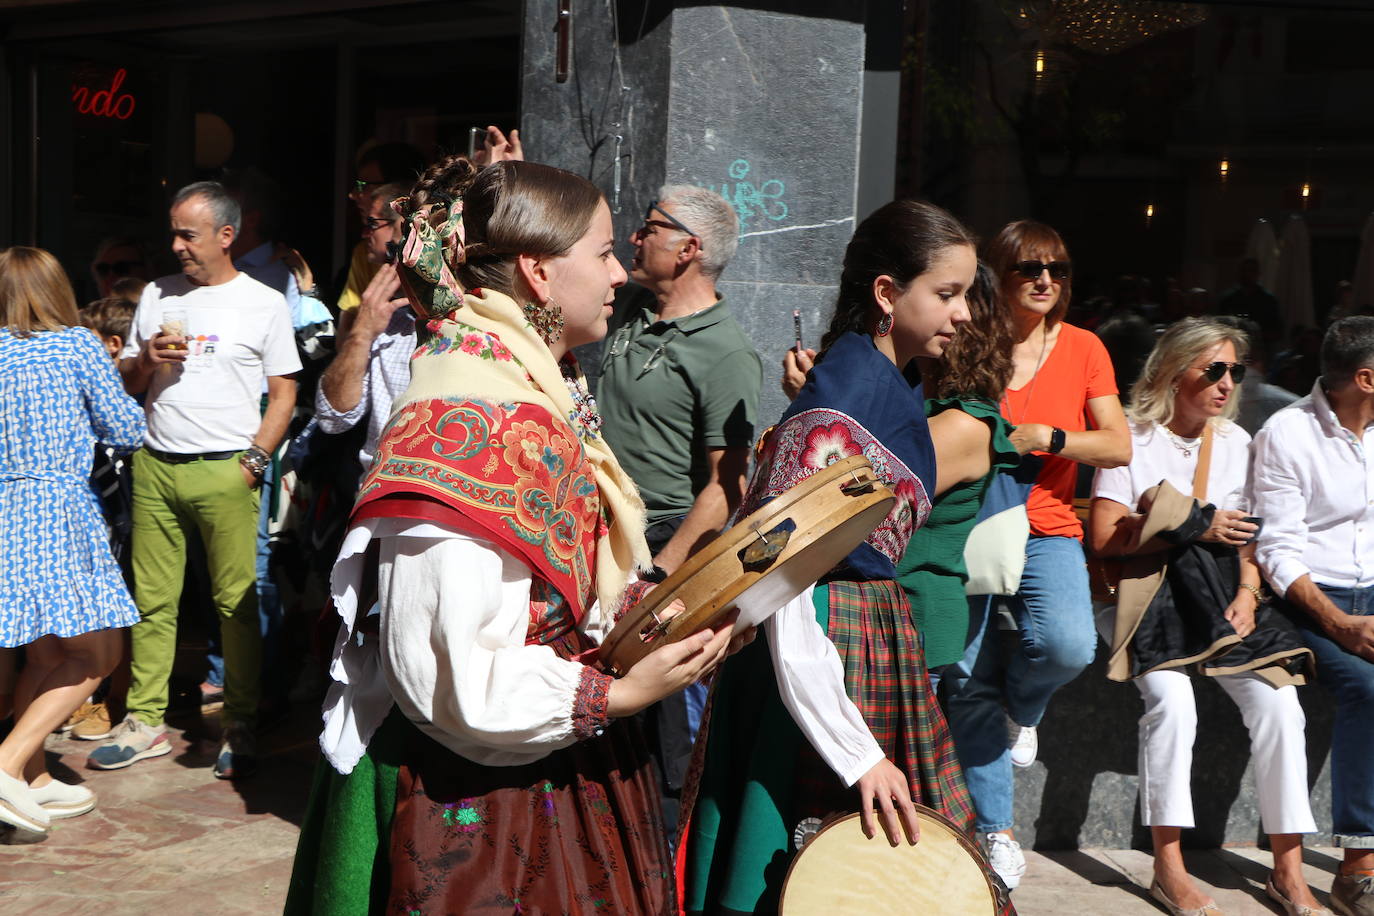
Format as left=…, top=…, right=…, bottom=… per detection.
left=240, top=445, right=271, bottom=479
left=1048, top=427, right=1067, bottom=454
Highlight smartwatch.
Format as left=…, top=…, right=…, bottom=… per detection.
left=1048, top=427, right=1067, bottom=454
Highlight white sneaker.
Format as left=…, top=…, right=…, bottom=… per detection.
left=1008, top=720, right=1038, bottom=768
left=30, top=779, right=96, bottom=819
left=0, top=768, right=50, bottom=841
left=981, top=831, right=1027, bottom=890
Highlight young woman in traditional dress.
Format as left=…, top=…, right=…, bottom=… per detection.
left=286, top=158, right=737, bottom=915
left=683, top=200, right=1015, bottom=915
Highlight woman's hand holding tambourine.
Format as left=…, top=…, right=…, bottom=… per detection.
left=855, top=757, right=921, bottom=848
left=606, top=605, right=738, bottom=718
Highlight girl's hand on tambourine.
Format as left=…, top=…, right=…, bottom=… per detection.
left=855, top=758, right=921, bottom=847
left=606, top=617, right=737, bottom=718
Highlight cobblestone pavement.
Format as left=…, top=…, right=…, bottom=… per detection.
left=0, top=708, right=1346, bottom=914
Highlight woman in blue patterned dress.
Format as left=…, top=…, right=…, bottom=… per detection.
left=0, top=246, right=145, bottom=841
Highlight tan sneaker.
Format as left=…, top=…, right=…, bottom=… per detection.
left=57, top=701, right=98, bottom=734
left=70, top=702, right=114, bottom=740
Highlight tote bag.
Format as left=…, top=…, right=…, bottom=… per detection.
left=963, top=456, right=1039, bottom=596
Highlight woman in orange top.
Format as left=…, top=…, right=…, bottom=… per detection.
left=943, top=221, right=1131, bottom=890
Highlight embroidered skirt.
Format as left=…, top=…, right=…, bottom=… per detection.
left=287, top=713, right=673, bottom=915
left=681, top=579, right=999, bottom=915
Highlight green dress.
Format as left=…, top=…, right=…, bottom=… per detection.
left=896, top=396, right=1019, bottom=670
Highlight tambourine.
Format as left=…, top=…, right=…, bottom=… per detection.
left=780, top=808, right=1009, bottom=914
left=599, top=454, right=893, bottom=676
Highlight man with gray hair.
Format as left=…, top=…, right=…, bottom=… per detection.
left=597, top=185, right=761, bottom=834
left=600, top=185, right=760, bottom=572
left=1252, top=316, right=1374, bottom=915
left=92, top=181, right=300, bottom=780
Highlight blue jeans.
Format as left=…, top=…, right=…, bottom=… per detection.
left=943, top=535, right=1097, bottom=832
left=1285, top=583, right=1374, bottom=847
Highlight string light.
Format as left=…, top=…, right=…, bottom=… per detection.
left=1145, top=202, right=1155, bottom=227
left=1035, top=49, right=1046, bottom=78
left=1219, top=159, right=1229, bottom=182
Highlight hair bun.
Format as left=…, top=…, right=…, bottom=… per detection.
left=404, top=154, right=478, bottom=217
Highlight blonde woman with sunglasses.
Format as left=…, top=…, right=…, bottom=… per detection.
left=1088, top=318, right=1326, bottom=916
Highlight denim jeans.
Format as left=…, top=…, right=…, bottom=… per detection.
left=943, top=535, right=1097, bottom=832
left=1284, top=583, right=1374, bottom=847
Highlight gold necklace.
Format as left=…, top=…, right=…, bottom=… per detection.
left=1005, top=324, right=1050, bottom=426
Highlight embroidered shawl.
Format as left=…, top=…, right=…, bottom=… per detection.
left=355, top=287, right=650, bottom=621
left=743, top=332, right=935, bottom=580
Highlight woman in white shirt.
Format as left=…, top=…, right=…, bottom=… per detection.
left=286, top=159, right=738, bottom=915
left=1089, top=318, right=1326, bottom=916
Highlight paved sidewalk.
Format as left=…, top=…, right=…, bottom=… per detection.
left=1, top=712, right=1347, bottom=914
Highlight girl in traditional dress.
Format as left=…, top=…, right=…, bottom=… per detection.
left=683, top=200, right=1014, bottom=915
left=286, top=158, right=737, bottom=914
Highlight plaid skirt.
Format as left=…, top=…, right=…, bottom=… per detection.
left=682, top=580, right=1007, bottom=915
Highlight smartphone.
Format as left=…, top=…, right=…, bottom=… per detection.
left=793, top=309, right=803, bottom=351
left=1242, top=516, right=1264, bottom=540
left=468, top=126, right=484, bottom=159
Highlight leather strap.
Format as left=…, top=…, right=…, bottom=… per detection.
left=1192, top=422, right=1215, bottom=501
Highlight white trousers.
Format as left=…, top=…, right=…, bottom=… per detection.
left=1135, top=668, right=1316, bottom=834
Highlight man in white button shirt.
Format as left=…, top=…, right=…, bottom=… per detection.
left=1252, top=317, right=1374, bottom=916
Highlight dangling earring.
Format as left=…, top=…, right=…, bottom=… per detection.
left=523, top=296, right=565, bottom=345
left=876, top=312, right=894, bottom=337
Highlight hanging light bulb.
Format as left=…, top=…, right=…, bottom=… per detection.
left=1035, top=49, right=1046, bottom=79
left=1219, top=159, right=1229, bottom=182
left=1145, top=202, right=1155, bottom=228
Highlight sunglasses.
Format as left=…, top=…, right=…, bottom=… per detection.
left=1195, top=361, right=1247, bottom=383
left=94, top=260, right=142, bottom=277
left=1012, top=260, right=1071, bottom=281
left=639, top=201, right=699, bottom=242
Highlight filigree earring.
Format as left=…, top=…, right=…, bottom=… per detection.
left=524, top=296, right=564, bottom=345
left=876, top=312, right=894, bottom=337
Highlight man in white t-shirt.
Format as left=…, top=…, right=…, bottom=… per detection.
left=90, top=181, right=301, bottom=781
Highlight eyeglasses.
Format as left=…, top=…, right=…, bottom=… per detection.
left=363, top=216, right=397, bottom=233
left=352, top=178, right=384, bottom=195
left=1194, top=361, right=1247, bottom=383
left=607, top=323, right=681, bottom=376
left=1011, top=260, right=1071, bottom=281
left=637, top=201, right=699, bottom=244
left=93, top=260, right=142, bottom=277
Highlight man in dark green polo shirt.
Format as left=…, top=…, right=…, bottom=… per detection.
left=597, top=185, right=762, bottom=836
left=599, top=186, right=762, bottom=573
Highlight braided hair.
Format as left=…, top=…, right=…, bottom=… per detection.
left=818, top=199, right=978, bottom=354
left=401, top=157, right=604, bottom=297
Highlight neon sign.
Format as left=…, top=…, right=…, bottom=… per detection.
left=72, top=68, right=135, bottom=120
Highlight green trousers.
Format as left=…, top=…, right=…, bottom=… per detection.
left=128, top=449, right=261, bottom=727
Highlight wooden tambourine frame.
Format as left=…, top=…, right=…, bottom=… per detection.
left=780, top=808, right=1007, bottom=915
left=599, top=454, right=894, bottom=677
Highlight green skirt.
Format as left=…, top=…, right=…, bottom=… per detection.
left=681, top=580, right=982, bottom=915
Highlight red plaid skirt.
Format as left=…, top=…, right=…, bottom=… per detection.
left=682, top=579, right=1013, bottom=915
